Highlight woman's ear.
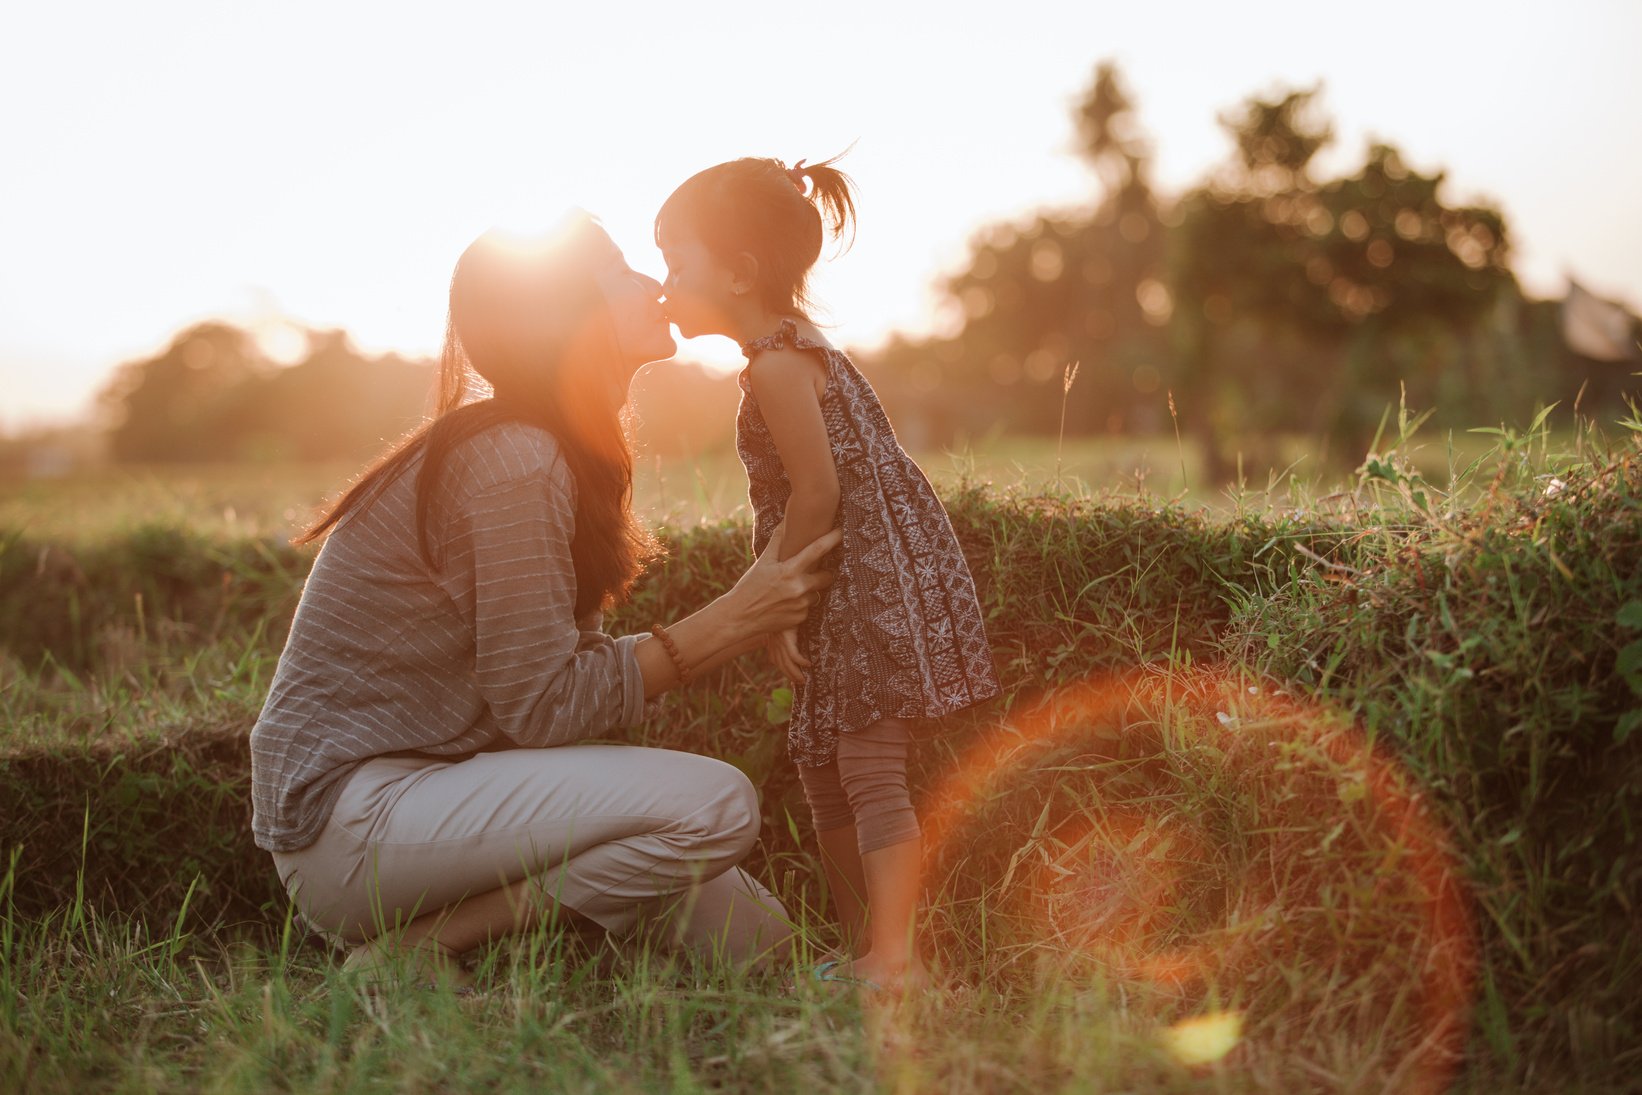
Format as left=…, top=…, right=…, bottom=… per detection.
left=730, top=252, right=760, bottom=297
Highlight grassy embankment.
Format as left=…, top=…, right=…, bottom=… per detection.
left=1, top=421, right=1638, bottom=1092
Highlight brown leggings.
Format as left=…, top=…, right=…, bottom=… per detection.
left=797, top=717, right=921, bottom=855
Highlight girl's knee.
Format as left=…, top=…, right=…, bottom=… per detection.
left=798, top=760, right=853, bottom=832
left=835, top=732, right=911, bottom=811
left=834, top=721, right=920, bottom=852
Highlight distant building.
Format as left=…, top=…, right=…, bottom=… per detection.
left=1560, top=280, right=1641, bottom=364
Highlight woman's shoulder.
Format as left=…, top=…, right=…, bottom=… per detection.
left=446, top=418, right=572, bottom=496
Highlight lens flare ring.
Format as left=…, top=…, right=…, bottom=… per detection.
left=922, top=667, right=1474, bottom=1090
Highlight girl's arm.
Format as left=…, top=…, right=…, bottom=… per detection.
left=747, top=348, right=841, bottom=562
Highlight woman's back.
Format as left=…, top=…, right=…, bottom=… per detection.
left=250, top=421, right=649, bottom=852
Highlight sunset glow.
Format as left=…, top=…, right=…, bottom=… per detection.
left=3, top=1, right=1640, bottom=430
left=2, top=5, right=1636, bottom=1086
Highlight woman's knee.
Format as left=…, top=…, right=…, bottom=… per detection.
left=722, top=769, right=762, bottom=855
left=687, top=755, right=762, bottom=861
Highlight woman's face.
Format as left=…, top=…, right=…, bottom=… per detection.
left=656, top=223, right=740, bottom=339
left=594, top=257, right=676, bottom=388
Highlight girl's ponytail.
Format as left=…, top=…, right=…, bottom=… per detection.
left=657, top=150, right=860, bottom=317
left=789, top=151, right=858, bottom=254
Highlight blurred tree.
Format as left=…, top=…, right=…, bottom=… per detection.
left=98, top=324, right=434, bottom=463
left=235, top=330, right=432, bottom=461
left=915, top=61, right=1171, bottom=441
left=98, top=322, right=271, bottom=462
left=1168, top=89, right=1515, bottom=476
left=1074, top=59, right=1153, bottom=199
left=862, top=67, right=1617, bottom=483
left=96, top=319, right=747, bottom=467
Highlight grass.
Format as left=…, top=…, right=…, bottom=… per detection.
left=0, top=890, right=1228, bottom=1093
left=2, top=440, right=1158, bottom=542
left=1, top=430, right=1514, bottom=544
left=2, top=419, right=1639, bottom=1092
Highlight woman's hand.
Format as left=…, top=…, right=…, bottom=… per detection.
left=635, top=520, right=838, bottom=699
left=726, top=519, right=840, bottom=635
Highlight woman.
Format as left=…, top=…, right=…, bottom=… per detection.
left=249, top=212, right=840, bottom=990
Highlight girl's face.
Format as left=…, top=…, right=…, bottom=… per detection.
left=595, top=260, right=676, bottom=389
left=657, top=223, right=741, bottom=339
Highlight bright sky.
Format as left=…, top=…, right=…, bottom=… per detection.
left=3, top=0, right=1639, bottom=431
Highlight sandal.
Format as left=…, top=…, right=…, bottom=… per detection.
left=811, top=958, right=884, bottom=994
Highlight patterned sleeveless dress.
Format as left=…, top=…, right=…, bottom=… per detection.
left=737, top=318, right=1001, bottom=766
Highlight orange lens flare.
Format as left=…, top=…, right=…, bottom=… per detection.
left=922, top=668, right=1475, bottom=1091
left=1031, top=808, right=1216, bottom=988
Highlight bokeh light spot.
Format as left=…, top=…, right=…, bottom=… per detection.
left=1162, top=1010, right=1243, bottom=1066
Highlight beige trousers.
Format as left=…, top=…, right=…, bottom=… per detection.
left=271, top=745, right=791, bottom=963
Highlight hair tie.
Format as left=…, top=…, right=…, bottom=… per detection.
left=786, top=159, right=809, bottom=194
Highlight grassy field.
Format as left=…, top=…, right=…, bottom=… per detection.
left=0, top=427, right=1516, bottom=543
left=3, top=420, right=1639, bottom=1092
left=0, top=435, right=1205, bottom=542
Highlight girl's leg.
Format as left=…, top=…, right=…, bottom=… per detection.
left=855, top=838, right=923, bottom=983
left=797, top=759, right=869, bottom=953
left=274, top=746, right=788, bottom=971
left=833, top=717, right=926, bottom=988
left=816, top=828, right=870, bottom=955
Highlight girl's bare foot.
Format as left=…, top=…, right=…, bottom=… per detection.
left=839, top=952, right=931, bottom=995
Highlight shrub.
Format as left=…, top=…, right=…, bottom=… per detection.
left=2, top=438, right=1638, bottom=1082
left=1220, top=448, right=1642, bottom=1071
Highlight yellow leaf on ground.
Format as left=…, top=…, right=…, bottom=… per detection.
left=1160, top=1010, right=1242, bottom=1066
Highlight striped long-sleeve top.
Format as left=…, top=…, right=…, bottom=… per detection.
left=250, top=421, right=649, bottom=852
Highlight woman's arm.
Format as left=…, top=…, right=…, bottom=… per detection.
left=450, top=461, right=838, bottom=732
left=443, top=467, right=645, bottom=746
left=440, top=428, right=837, bottom=736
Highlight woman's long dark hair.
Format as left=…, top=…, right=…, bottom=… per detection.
left=296, top=213, right=658, bottom=618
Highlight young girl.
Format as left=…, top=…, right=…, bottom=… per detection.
left=655, top=155, right=1000, bottom=991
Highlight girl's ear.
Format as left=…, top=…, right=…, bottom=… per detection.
left=730, top=252, right=760, bottom=297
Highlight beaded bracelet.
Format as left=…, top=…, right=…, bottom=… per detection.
left=649, top=623, right=694, bottom=686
